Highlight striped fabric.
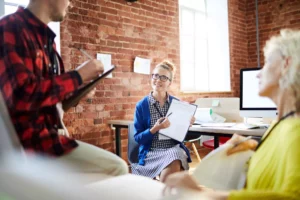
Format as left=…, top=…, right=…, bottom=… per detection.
left=131, top=144, right=189, bottom=178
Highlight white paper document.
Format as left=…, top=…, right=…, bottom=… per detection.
left=194, top=108, right=226, bottom=124
left=159, top=100, right=197, bottom=142
left=158, top=133, right=171, bottom=140
left=87, top=174, right=164, bottom=200
left=192, top=143, right=254, bottom=190
left=212, top=99, right=220, bottom=107
left=134, top=57, right=151, bottom=75
left=96, top=53, right=112, bottom=78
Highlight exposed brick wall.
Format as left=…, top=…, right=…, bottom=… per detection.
left=228, top=0, right=248, bottom=98
left=61, top=0, right=183, bottom=160
left=60, top=0, right=300, bottom=159
left=247, top=0, right=300, bottom=68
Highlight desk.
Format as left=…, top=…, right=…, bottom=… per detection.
left=108, top=120, right=267, bottom=157
left=108, top=120, right=132, bottom=157
left=189, top=125, right=266, bottom=148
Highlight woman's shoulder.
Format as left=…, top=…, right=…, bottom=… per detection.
left=280, top=118, right=300, bottom=139
left=136, top=96, right=149, bottom=107
left=281, top=118, right=300, bottom=128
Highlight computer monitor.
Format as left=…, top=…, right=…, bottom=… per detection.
left=240, top=68, right=277, bottom=118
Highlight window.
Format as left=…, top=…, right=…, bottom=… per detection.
left=1, top=0, right=29, bottom=15
left=179, top=0, right=230, bottom=92
left=0, top=0, right=61, bottom=54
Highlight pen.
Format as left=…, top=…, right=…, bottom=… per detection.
left=78, top=48, right=93, bottom=60
left=233, top=136, right=252, bottom=147
left=166, top=112, right=172, bottom=118
left=158, top=112, right=172, bottom=124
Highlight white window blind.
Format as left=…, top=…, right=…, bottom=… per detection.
left=179, top=0, right=230, bottom=92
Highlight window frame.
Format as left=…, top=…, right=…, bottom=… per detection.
left=179, top=5, right=210, bottom=92
left=0, top=1, right=28, bottom=16
left=0, top=1, right=61, bottom=55
left=179, top=0, right=231, bottom=93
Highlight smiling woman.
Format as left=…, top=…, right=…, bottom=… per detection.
left=131, top=60, right=196, bottom=183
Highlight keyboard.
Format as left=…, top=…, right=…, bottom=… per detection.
left=193, top=123, right=269, bottom=129
left=199, top=123, right=236, bottom=127
left=234, top=123, right=267, bottom=129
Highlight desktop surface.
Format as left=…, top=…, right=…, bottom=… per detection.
left=190, top=124, right=266, bottom=137
left=193, top=122, right=269, bottom=130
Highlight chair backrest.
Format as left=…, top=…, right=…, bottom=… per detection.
left=0, top=92, right=23, bottom=158
left=195, top=98, right=243, bottom=122
left=127, top=123, right=139, bottom=164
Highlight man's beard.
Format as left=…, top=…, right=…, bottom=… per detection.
left=50, top=14, right=64, bottom=22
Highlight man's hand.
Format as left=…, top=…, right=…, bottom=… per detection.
left=163, top=172, right=211, bottom=195
left=86, top=88, right=96, bottom=99
left=76, top=59, right=104, bottom=83
left=82, top=87, right=96, bottom=103
left=226, top=134, right=258, bottom=155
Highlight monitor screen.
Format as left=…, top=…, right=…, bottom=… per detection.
left=240, top=68, right=277, bottom=118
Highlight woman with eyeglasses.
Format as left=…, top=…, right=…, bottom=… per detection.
left=131, top=60, right=194, bottom=182
left=163, top=29, right=300, bottom=200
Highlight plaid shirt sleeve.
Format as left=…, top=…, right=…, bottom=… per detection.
left=0, top=19, right=82, bottom=112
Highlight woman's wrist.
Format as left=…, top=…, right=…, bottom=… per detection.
left=150, top=126, right=159, bottom=134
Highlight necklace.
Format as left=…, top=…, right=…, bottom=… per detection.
left=256, top=110, right=296, bottom=150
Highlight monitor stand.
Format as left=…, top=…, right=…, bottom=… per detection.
left=262, top=117, right=275, bottom=124
left=243, top=117, right=262, bottom=124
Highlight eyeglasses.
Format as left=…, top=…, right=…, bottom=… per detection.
left=151, top=73, right=171, bottom=82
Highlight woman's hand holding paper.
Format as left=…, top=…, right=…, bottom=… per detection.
left=190, top=116, right=195, bottom=127
left=226, top=134, right=258, bottom=155
left=150, top=117, right=170, bottom=134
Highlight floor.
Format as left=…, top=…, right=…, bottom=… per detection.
left=189, top=146, right=212, bottom=173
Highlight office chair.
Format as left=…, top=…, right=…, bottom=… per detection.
left=202, top=137, right=230, bottom=149
left=127, top=123, right=139, bottom=164
left=184, top=135, right=202, bottom=162
left=127, top=122, right=202, bottom=164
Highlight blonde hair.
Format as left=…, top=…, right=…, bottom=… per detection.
left=263, top=29, right=300, bottom=110
left=155, top=60, right=176, bottom=81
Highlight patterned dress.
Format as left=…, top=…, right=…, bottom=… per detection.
left=131, top=93, right=189, bottom=178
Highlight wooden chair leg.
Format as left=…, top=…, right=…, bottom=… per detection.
left=192, top=143, right=201, bottom=163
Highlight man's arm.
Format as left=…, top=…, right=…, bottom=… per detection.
left=0, top=27, right=82, bottom=112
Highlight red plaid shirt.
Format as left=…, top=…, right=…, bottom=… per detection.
left=0, top=7, right=82, bottom=156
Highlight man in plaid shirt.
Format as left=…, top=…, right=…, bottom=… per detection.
left=0, top=0, right=128, bottom=176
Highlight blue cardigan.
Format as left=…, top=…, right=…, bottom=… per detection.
left=133, top=95, right=192, bottom=165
